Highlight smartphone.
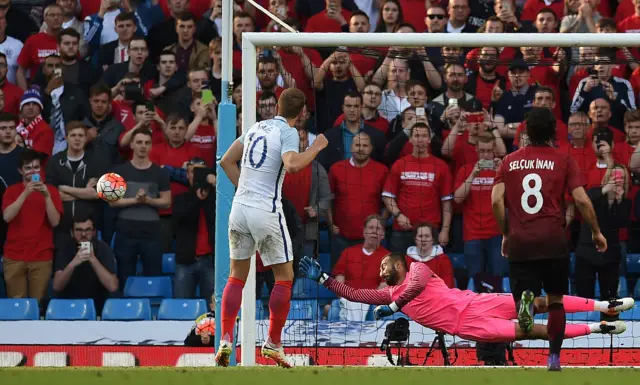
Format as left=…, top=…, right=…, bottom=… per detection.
left=202, top=89, right=214, bottom=106
left=466, top=112, right=485, bottom=124
left=416, top=107, right=425, bottom=116
left=277, top=5, right=286, bottom=16
left=502, top=1, right=512, bottom=13
left=588, top=68, right=598, bottom=79
left=145, top=101, right=155, bottom=112
left=193, top=167, right=214, bottom=190
left=31, top=174, right=40, bottom=182
left=80, top=241, right=91, bottom=251
left=612, top=168, right=625, bottom=182
left=448, top=98, right=458, bottom=107
left=54, top=68, right=62, bottom=78
left=478, top=159, right=495, bottom=169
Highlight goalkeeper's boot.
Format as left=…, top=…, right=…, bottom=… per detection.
left=604, top=298, right=634, bottom=316
left=589, top=321, right=627, bottom=335
left=518, top=290, right=535, bottom=334
left=215, top=340, right=232, bottom=367
left=547, top=353, right=561, bottom=372
left=261, top=340, right=292, bottom=368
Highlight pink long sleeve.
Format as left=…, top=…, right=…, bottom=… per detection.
left=325, top=278, right=392, bottom=305
left=394, top=262, right=431, bottom=308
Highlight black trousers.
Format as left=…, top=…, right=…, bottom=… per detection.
left=574, top=257, right=619, bottom=300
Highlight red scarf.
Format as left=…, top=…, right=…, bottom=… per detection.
left=16, top=115, right=44, bottom=149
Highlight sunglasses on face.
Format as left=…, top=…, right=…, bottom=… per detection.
left=427, top=14, right=445, bottom=20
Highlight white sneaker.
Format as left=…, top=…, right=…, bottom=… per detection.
left=261, top=340, right=291, bottom=368
left=215, top=340, right=232, bottom=367
left=590, top=321, right=627, bottom=335
left=605, top=298, right=635, bottom=316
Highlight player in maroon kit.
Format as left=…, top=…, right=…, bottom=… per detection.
left=491, top=107, right=607, bottom=371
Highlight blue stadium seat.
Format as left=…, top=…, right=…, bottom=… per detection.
left=110, top=232, right=116, bottom=250
left=46, top=299, right=96, bottom=320
left=627, top=253, right=640, bottom=274
left=635, top=278, right=640, bottom=299
left=502, top=277, right=511, bottom=293
left=534, top=313, right=547, bottom=320
left=620, top=305, right=640, bottom=321
left=256, top=299, right=267, bottom=319
left=570, top=253, right=576, bottom=276
left=327, top=299, right=341, bottom=321
left=569, top=311, right=600, bottom=322
left=288, top=299, right=318, bottom=320
left=380, top=312, right=409, bottom=321
left=0, top=298, right=39, bottom=320
left=102, top=298, right=152, bottom=320
left=292, top=278, right=335, bottom=301
left=618, top=277, right=628, bottom=298
left=260, top=282, right=269, bottom=299
left=136, top=259, right=143, bottom=275
left=448, top=253, right=465, bottom=269
left=466, top=278, right=475, bottom=292
left=319, top=230, right=330, bottom=254
left=157, top=299, right=207, bottom=320
left=318, top=253, right=331, bottom=273
left=162, top=253, right=176, bottom=274
left=124, top=277, right=172, bottom=305
left=595, top=280, right=601, bottom=299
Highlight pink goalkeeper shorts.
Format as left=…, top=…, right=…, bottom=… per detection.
left=456, top=293, right=518, bottom=343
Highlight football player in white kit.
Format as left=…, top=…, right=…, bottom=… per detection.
left=218, top=89, right=328, bottom=367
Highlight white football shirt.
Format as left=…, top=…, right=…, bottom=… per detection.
left=233, top=116, right=299, bottom=213
left=0, top=36, right=23, bottom=84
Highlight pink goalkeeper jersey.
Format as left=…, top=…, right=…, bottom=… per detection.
left=326, top=262, right=476, bottom=335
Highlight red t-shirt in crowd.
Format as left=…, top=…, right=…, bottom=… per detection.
left=195, top=209, right=212, bottom=256
left=158, top=0, right=211, bottom=18
left=557, top=142, right=597, bottom=177
left=588, top=125, right=625, bottom=144
left=17, top=118, right=54, bottom=158
left=349, top=52, right=378, bottom=79
left=398, top=0, right=428, bottom=32
left=495, top=146, right=583, bottom=261
left=331, top=245, right=389, bottom=289
left=405, top=250, right=455, bottom=288
left=17, top=33, right=58, bottom=76
left=2, top=183, right=63, bottom=262
left=521, top=0, right=564, bottom=22
left=282, top=163, right=312, bottom=223
left=2, top=81, right=24, bottom=115
left=465, top=47, right=517, bottom=77
left=150, top=141, right=201, bottom=215
left=447, top=132, right=480, bottom=178
left=455, top=165, right=501, bottom=241
left=615, top=0, right=635, bottom=24
left=384, top=155, right=453, bottom=230
left=618, top=15, right=640, bottom=59
left=189, top=124, right=216, bottom=167
left=329, top=158, right=388, bottom=240
left=277, top=48, right=323, bottom=110
left=305, top=9, right=352, bottom=33
left=514, top=120, right=569, bottom=147
left=333, top=113, right=389, bottom=135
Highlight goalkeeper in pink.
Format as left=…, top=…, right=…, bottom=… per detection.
left=299, top=253, right=634, bottom=342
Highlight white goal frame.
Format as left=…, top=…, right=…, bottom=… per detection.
left=239, top=32, right=639, bottom=367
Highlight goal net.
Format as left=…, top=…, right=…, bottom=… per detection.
left=238, top=31, right=640, bottom=367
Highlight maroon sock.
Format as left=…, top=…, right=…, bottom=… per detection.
left=547, top=303, right=566, bottom=356
left=268, top=281, right=292, bottom=345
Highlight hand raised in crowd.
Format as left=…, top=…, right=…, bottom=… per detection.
left=33, top=181, right=50, bottom=197
left=196, top=188, right=209, bottom=200
left=491, top=81, right=503, bottom=102
left=304, top=206, right=317, bottom=218
left=397, top=213, right=411, bottom=230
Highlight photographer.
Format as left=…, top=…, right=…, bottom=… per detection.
left=575, top=163, right=630, bottom=303
left=52, top=215, right=118, bottom=314
left=172, top=158, right=215, bottom=301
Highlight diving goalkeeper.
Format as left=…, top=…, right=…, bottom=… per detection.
left=299, top=253, right=634, bottom=342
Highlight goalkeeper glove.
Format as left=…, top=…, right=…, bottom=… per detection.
left=299, top=256, right=329, bottom=283
left=373, top=303, right=400, bottom=320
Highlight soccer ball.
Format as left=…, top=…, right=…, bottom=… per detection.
left=97, top=173, right=127, bottom=202
left=195, top=317, right=215, bottom=336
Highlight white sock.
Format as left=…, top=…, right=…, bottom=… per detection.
left=588, top=322, right=603, bottom=333
left=593, top=300, right=609, bottom=312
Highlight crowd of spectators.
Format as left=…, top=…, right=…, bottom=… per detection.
left=0, top=0, right=640, bottom=319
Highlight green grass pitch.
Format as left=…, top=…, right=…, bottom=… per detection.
left=0, top=367, right=638, bottom=385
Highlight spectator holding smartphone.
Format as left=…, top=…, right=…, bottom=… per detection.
left=2, top=149, right=63, bottom=304
left=575, top=165, right=630, bottom=303
left=52, top=215, right=118, bottom=314
left=173, top=158, right=215, bottom=301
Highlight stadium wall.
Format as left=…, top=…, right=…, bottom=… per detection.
left=0, top=321, right=638, bottom=367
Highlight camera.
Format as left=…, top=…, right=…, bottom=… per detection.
left=384, top=318, right=410, bottom=343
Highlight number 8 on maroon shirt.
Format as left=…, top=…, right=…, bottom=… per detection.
left=493, top=133, right=584, bottom=299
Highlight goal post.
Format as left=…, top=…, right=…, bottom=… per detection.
left=238, top=32, right=639, bottom=367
